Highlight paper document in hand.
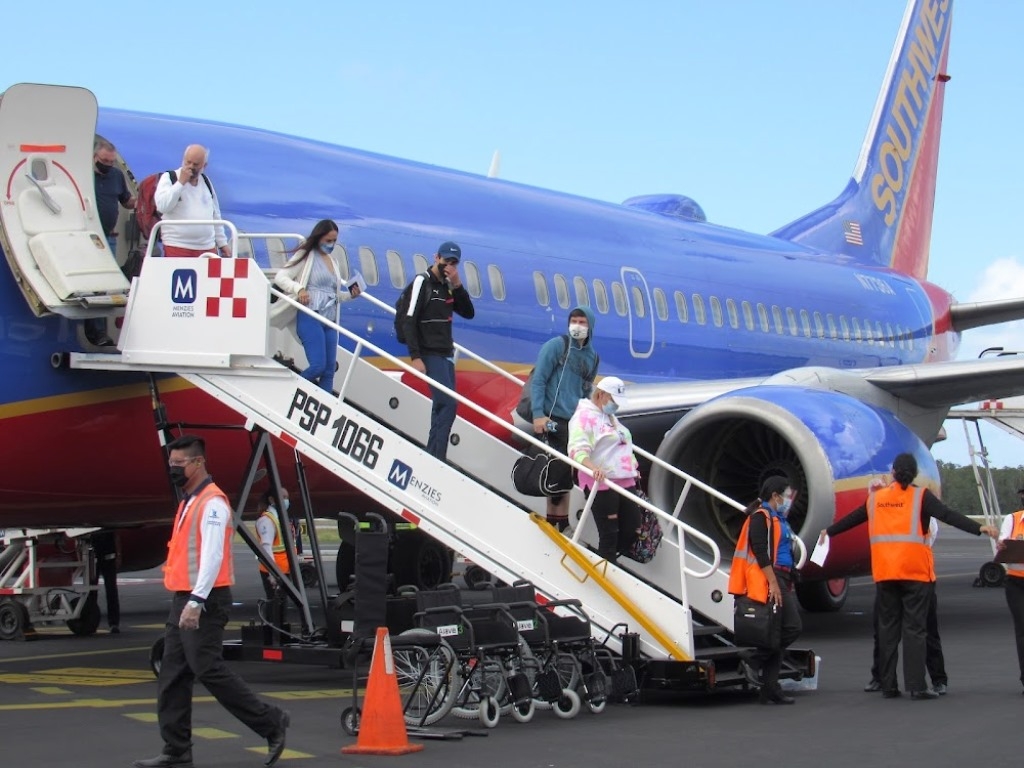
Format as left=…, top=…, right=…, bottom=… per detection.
left=809, top=535, right=830, bottom=567
left=346, top=272, right=366, bottom=295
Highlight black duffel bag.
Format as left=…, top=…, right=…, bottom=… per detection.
left=511, top=434, right=574, bottom=497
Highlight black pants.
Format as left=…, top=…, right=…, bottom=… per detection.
left=157, top=587, right=283, bottom=755
left=587, top=485, right=641, bottom=561
left=870, top=582, right=946, bottom=686
left=757, top=570, right=803, bottom=692
left=1005, top=576, right=1024, bottom=687
left=876, top=579, right=932, bottom=694
left=94, top=552, right=120, bottom=628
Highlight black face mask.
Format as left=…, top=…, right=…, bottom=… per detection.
left=169, top=466, right=189, bottom=487
left=95, top=162, right=111, bottom=175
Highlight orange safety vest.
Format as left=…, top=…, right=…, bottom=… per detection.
left=728, top=507, right=781, bottom=603
left=163, top=481, right=235, bottom=592
left=1005, top=511, right=1024, bottom=579
left=866, top=483, right=934, bottom=583
left=257, top=509, right=291, bottom=575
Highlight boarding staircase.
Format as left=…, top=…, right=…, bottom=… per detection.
left=69, top=235, right=759, bottom=666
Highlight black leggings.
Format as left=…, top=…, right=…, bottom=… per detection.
left=587, top=485, right=640, bottom=561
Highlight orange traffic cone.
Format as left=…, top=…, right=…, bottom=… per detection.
left=341, top=627, right=425, bottom=756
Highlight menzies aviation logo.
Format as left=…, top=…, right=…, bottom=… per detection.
left=171, top=269, right=197, bottom=318
left=388, top=459, right=442, bottom=506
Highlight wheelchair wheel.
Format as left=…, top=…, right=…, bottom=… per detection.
left=511, top=697, right=535, bottom=723
left=452, top=658, right=510, bottom=720
left=479, top=695, right=501, bottom=728
left=340, top=706, right=360, bottom=736
left=553, top=688, right=581, bottom=719
left=393, top=630, right=457, bottom=727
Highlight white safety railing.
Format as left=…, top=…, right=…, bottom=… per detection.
left=146, top=219, right=239, bottom=259
left=271, top=285, right=730, bottom=615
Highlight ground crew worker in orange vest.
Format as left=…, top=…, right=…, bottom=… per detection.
left=730, top=475, right=803, bottom=704
left=134, top=435, right=291, bottom=768
left=997, top=490, right=1024, bottom=693
left=255, top=487, right=292, bottom=602
left=820, top=452, right=997, bottom=701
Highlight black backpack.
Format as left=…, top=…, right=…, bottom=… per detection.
left=394, top=271, right=430, bottom=344
left=515, top=335, right=599, bottom=421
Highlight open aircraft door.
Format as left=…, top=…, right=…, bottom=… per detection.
left=0, top=83, right=128, bottom=318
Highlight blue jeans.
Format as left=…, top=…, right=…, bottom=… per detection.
left=296, top=310, right=339, bottom=393
left=422, top=354, right=457, bottom=460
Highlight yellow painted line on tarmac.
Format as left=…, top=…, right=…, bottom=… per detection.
left=246, top=747, right=315, bottom=761
left=31, top=686, right=71, bottom=695
left=266, top=689, right=353, bottom=701
left=192, top=727, right=239, bottom=740
left=0, top=645, right=152, bottom=663
left=0, top=689, right=351, bottom=712
left=0, top=667, right=153, bottom=686
left=124, top=712, right=158, bottom=723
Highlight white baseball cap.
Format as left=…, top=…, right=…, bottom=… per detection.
left=595, top=376, right=629, bottom=407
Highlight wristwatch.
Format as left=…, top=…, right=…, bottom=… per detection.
left=186, top=600, right=202, bottom=610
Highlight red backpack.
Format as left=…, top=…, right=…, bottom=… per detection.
left=134, top=170, right=213, bottom=241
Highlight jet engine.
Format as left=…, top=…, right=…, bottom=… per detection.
left=647, top=384, right=940, bottom=610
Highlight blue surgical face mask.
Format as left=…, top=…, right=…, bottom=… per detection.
left=319, top=241, right=335, bottom=254
left=777, top=498, right=792, bottom=516
left=602, top=401, right=619, bottom=415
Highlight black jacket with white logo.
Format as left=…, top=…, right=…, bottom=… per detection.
left=402, top=270, right=475, bottom=359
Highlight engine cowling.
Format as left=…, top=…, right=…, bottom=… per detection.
left=647, top=384, right=940, bottom=583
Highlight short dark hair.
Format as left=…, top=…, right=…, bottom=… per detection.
left=892, top=453, right=918, bottom=489
left=759, top=476, right=790, bottom=500
left=569, top=308, right=588, bottom=321
left=167, top=435, right=206, bottom=458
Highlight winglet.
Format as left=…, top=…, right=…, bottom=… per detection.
left=771, top=0, right=953, bottom=281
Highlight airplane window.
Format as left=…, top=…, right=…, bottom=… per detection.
left=741, top=300, right=754, bottom=331
left=654, top=287, right=668, bottom=320
left=463, top=261, right=482, bottom=298
left=878, top=321, right=888, bottom=347
left=674, top=291, right=689, bottom=323
left=593, top=279, right=609, bottom=313
left=894, top=323, right=903, bottom=350
left=554, top=274, right=570, bottom=309
left=692, top=294, right=706, bottom=325
left=630, top=285, right=647, bottom=318
left=612, top=282, right=627, bottom=316
left=863, top=319, right=874, bottom=345
left=825, top=314, right=836, bottom=340
left=573, top=276, right=590, bottom=307
left=333, top=244, right=351, bottom=280
left=757, top=303, right=769, bottom=332
left=798, top=309, right=811, bottom=338
left=771, top=305, right=784, bottom=334
left=813, top=311, right=825, bottom=339
left=851, top=317, right=862, bottom=342
left=386, top=249, right=406, bottom=289
left=413, top=253, right=428, bottom=273
left=726, top=298, right=740, bottom=329
left=487, top=264, right=506, bottom=301
left=709, top=296, right=723, bottom=327
left=534, top=271, right=550, bottom=306
left=236, top=236, right=254, bottom=261
left=358, top=246, right=380, bottom=286
left=840, top=315, right=850, bottom=341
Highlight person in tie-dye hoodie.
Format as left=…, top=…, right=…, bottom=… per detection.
left=568, top=376, right=640, bottom=562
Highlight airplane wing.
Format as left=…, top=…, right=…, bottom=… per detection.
left=863, top=357, right=1024, bottom=409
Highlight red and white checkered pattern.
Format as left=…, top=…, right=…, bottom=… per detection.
left=204, top=258, right=250, bottom=318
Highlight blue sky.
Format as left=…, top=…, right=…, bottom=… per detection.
left=5, top=1, right=1024, bottom=467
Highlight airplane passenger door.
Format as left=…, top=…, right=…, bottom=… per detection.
left=621, top=267, right=654, bottom=358
left=0, top=83, right=128, bottom=318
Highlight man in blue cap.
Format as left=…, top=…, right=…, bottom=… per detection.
left=400, top=241, right=475, bottom=460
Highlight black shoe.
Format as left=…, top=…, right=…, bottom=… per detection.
left=864, top=679, right=882, bottom=692
left=266, top=710, right=290, bottom=766
left=739, top=660, right=762, bottom=689
left=133, top=751, right=193, bottom=768
left=109, top=625, right=120, bottom=634
left=910, top=689, right=940, bottom=700
left=932, top=683, right=947, bottom=695
left=882, top=689, right=901, bottom=699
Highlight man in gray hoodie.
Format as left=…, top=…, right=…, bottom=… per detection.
left=528, top=306, right=600, bottom=529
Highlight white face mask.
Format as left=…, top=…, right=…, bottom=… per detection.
left=568, top=322, right=589, bottom=340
